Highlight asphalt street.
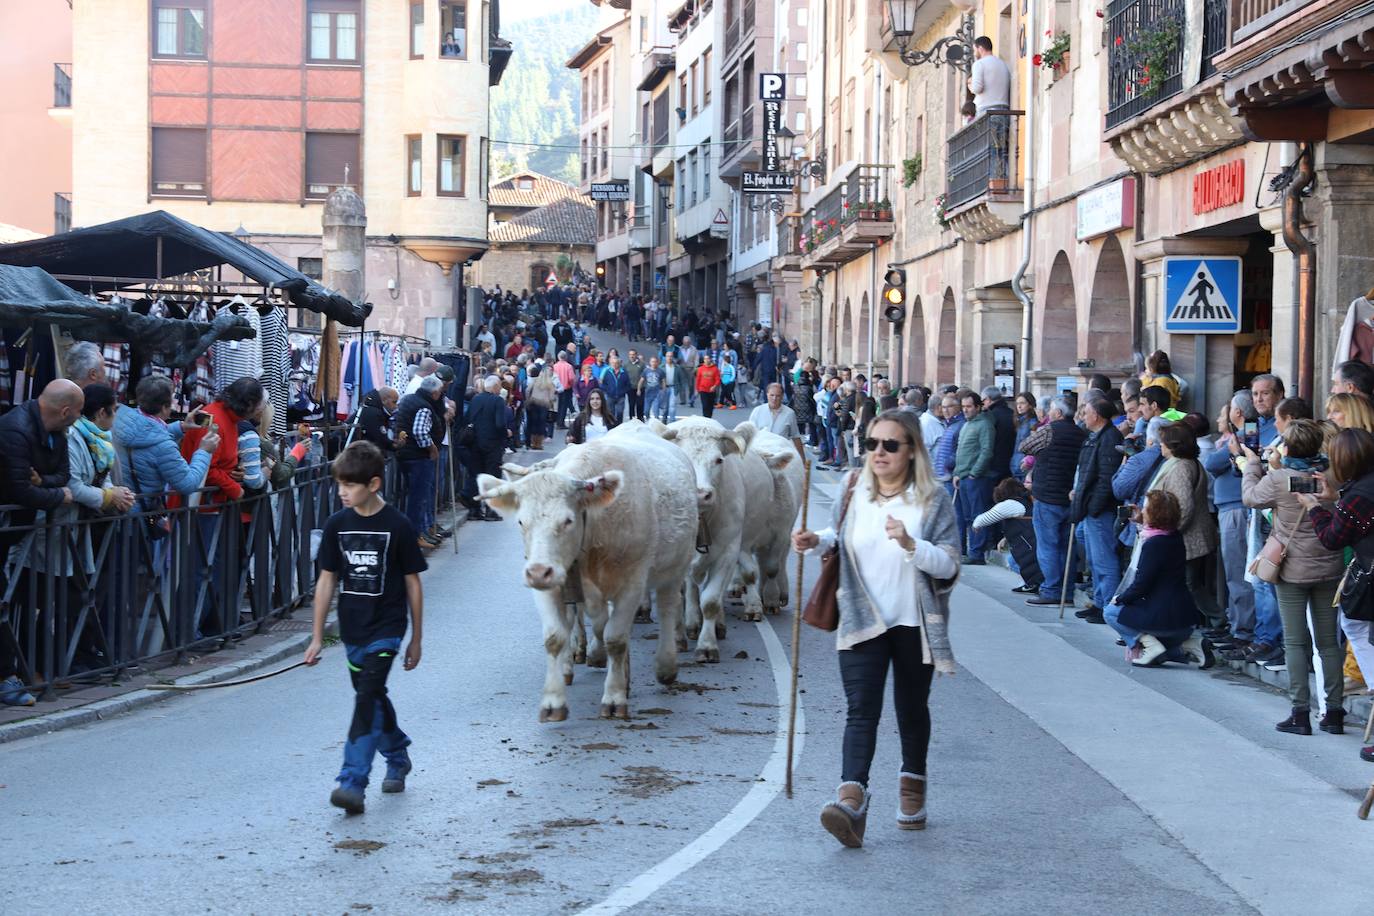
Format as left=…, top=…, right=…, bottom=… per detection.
left=2, top=326, right=1371, bottom=915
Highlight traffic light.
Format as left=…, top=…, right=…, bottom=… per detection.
left=882, top=267, right=906, bottom=323
left=595, top=263, right=606, bottom=278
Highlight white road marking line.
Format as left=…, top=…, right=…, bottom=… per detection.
left=576, top=619, right=804, bottom=916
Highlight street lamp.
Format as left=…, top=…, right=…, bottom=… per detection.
left=748, top=125, right=825, bottom=212
left=884, top=0, right=976, bottom=74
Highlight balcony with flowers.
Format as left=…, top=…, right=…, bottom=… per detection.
left=798, top=164, right=894, bottom=270
left=1104, top=0, right=1241, bottom=175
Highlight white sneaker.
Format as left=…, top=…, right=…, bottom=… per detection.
left=1131, top=633, right=1167, bottom=667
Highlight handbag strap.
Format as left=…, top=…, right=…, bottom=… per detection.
left=836, top=471, right=860, bottom=531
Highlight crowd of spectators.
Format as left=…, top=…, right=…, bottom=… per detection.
left=0, top=342, right=315, bottom=707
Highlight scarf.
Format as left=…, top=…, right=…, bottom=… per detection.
left=74, top=416, right=116, bottom=475
left=1281, top=453, right=1329, bottom=473
left=1140, top=526, right=1173, bottom=540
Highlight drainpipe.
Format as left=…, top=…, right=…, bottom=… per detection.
left=1010, top=0, right=1037, bottom=393
left=1283, top=143, right=1316, bottom=403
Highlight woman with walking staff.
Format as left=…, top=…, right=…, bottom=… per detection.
left=792, top=410, right=960, bottom=848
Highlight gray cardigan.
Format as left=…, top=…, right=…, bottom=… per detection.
left=828, top=471, right=962, bottom=671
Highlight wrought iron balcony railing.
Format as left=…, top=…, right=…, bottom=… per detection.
left=53, top=62, right=72, bottom=108
left=1106, top=0, right=1228, bottom=130
left=945, top=110, right=1021, bottom=210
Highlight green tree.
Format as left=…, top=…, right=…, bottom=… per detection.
left=490, top=6, right=598, bottom=185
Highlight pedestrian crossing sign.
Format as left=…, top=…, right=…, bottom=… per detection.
left=1161, top=256, right=1242, bottom=334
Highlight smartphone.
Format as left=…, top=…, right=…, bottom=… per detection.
left=195, top=412, right=213, bottom=427
left=1242, top=420, right=1259, bottom=451
left=1288, top=476, right=1320, bottom=494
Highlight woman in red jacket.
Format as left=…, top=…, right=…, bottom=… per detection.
left=178, top=377, right=264, bottom=640
left=695, top=354, right=722, bottom=418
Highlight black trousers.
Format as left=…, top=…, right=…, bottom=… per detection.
left=700, top=391, right=717, bottom=418
left=628, top=390, right=645, bottom=420
left=838, top=625, right=935, bottom=786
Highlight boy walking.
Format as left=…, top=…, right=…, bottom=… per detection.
left=305, top=442, right=427, bottom=814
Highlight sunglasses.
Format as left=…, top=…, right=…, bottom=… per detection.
left=863, top=437, right=909, bottom=454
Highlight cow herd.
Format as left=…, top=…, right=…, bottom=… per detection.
left=477, top=417, right=803, bottom=723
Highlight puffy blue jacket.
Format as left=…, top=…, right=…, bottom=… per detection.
left=113, top=405, right=211, bottom=505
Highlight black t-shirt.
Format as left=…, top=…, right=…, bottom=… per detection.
left=317, top=504, right=428, bottom=645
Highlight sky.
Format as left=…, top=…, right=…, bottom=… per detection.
left=504, top=0, right=585, bottom=24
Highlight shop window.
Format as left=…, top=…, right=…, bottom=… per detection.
left=440, top=1, right=467, bottom=59
left=152, top=1, right=206, bottom=59
left=410, top=1, right=424, bottom=58
left=437, top=135, right=466, bottom=196
left=150, top=127, right=207, bottom=197
left=304, top=132, right=360, bottom=199
left=702, top=50, right=711, bottom=105
left=480, top=137, right=489, bottom=198
left=308, top=0, right=360, bottom=64
left=406, top=135, right=422, bottom=196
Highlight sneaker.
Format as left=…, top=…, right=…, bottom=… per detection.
left=1242, top=642, right=1276, bottom=663
left=1219, top=641, right=1254, bottom=661
left=481, top=509, right=504, bottom=522
left=382, top=758, right=412, bottom=794
left=1361, top=745, right=1374, bottom=762
left=330, top=784, right=366, bottom=814
left=960, top=556, right=986, bottom=566
left=1262, top=651, right=1287, bottom=672
left=1251, top=643, right=1284, bottom=665
left=1075, top=607, right=1106, bottom=624
left=1026, top=595, right=1063, bottom=607
left=1011, top=584, right=1038, bottom=594
left=0, top=674, right=35, bottom=707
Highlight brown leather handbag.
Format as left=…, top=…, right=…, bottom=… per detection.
left=802, top=473, right=860, bottom=632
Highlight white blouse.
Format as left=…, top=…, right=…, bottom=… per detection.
left=586, top=415, right=609, bottom=440
left=812, top=479, right=958, bottom=629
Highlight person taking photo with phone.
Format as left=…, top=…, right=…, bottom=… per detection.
left=1240, top=418, right=1344, bottom=736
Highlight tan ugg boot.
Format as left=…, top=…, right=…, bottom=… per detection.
left=820, top=781, right=868, bottom=848
left=897, top=772, right=927, bottom=830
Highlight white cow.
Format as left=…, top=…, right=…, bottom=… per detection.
left=661, top=417, right=773, bottom=659
left=741, top=424, right=804, bottom=616
left=479, top=429, right=698, bottom=721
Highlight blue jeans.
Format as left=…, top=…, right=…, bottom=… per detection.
left=1080, top=512, right=1121, bottom=610
left=1105, top=603, right=1191, bottom=662
left=944, top=480, right=966, bottom=555
left=956, top=477, right=993, bottom=558
left=644, top=388, right=662, bottom=421
left=1033, top=501, right=1076, bottom=601
left=339, top=637, right=411, bottom=789
left=401, top=459, right=435, bottom=537
left=1250, top=510, right=1285, bottom=646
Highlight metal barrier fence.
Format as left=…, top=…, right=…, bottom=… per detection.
left=0, top=462, right=339, bottom=701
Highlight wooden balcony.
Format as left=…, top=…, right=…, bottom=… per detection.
left=798, top=165, right=894, bottom=269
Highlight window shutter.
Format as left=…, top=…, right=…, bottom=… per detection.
left=306, top=132, right=360, bottom=192
left=152, top=128, right=207, bottom=184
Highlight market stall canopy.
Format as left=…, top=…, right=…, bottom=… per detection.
left=0, top=210, right=371, bottom=327
left=0, top=264, right=254, bottom=367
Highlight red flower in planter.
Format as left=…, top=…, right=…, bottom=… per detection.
left=1033, top=53, right=1043, bottom=66
left=1114, top=36, right=1123, bottom=46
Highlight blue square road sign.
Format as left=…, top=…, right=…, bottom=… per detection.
left=1161, top=257, right=1242, bottom=334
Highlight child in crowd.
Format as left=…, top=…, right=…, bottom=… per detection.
left=972, top=477, right=1043, bottom=594
left=306, top=442, right=427, bottom=815
left=1106, top=490, right=1213, bottom=668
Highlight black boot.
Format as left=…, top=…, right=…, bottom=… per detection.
left=1319, top=707, right=1346, bottom=735
left=1276, top=707, right=1312, bottom=735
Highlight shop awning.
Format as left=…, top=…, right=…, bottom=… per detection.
left=0, top=210, right=371, bottom=327
left=0, top=264, right=254, bottom=367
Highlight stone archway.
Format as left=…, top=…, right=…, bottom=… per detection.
left=905, top=295, right=926, bottom=385
left=1087, top=236, right=1132, bottom=369
left=858, top=292, right=873, bottom=372
left=938, top=288, right=956, bottom=386
left=826, top=295, right=840, bottom=365
left=1040, top=252, right=1077, bottom=370
left=841, top=297, right=854, bottom=366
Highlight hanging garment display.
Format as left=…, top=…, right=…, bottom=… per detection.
left=210, top=295, right=262, bottom=393
left=259, top=305, right=289, bottom=436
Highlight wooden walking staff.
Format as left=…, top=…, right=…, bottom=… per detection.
left=786, top=437, right=811, bottom=799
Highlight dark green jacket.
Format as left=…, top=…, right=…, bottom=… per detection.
left=953, top=411, right=995, bottom=480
